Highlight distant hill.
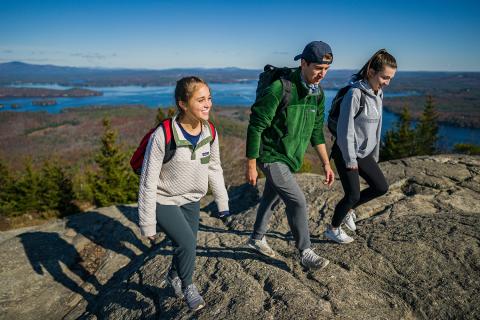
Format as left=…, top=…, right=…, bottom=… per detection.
left=0, top=61, right=358, bottom=87
left=2, top=61, right=480, bottom=93
left=0, top=61, right=263, bottom=86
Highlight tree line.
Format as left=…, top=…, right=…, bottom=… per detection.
left=381, top=95, right=479, bottom=160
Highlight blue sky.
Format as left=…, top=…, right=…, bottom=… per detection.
left=1, top=0, right=479, bottom=71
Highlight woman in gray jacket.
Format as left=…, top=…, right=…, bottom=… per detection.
left=325, top=49, right=397, bottom=244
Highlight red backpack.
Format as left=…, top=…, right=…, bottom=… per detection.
left=130, top=118, right=216, bottom=175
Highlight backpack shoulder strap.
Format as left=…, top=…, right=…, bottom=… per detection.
left=161, top=118, right=176, bottom=163
left=354, top=90, right=367, bottom=120
left=278, top=77, right=292, bottom=114
left=207, top=120, right=216, bottom=143
left=160, top=118, right=173, bottom=144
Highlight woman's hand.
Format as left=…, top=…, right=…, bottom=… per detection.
left=147, top=235, right=157, bottom=245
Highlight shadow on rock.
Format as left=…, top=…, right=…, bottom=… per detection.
left=148, top=236, right=291, bottom=272
left=196, top=245, right=291, bottom=272
left=18, top=232, right=101, bottom=302
left=202, top=183, right=260, bottom=217
left=199, top=223, right=293, bottom=242
left=66, top=211, right=149, bottom=259
left=115, top=204, right=139, bottom=226
left=80, top=269, right=182, bottom=320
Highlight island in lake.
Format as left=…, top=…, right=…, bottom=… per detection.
left=0, top=87, right=102, bottom=99
left=32, top=99, right=57, bottom=106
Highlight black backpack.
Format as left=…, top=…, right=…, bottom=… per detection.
left=254, top=64, right=296, bottom=115
left=255, top=64, right=323, bottom=116
left=327, top=85, right=366, bottom=137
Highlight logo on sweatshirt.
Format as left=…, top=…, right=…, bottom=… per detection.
left=202, top=151, right=210, bottom=157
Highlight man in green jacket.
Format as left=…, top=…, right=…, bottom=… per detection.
left=246, top=41, right=335, bottom=270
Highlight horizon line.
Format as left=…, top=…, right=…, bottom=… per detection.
left=2, top=60, right=480, bottom=74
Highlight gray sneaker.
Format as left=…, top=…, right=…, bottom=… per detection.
left=183, top=284, right=205, bottom=311
left=247, top=236, right=276, bottom=258
left=300, top=248, right=330, bottom=270
left=324, top=226, right=354, bottom=244
left=343, top=210, right=357, bottom=231
left=166, top=274, right=184, bottom=298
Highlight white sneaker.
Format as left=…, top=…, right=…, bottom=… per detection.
left=247, top=236, right=276, bottom=258
left=324, top=226, right=354, bottom=244
left=343, top=210, right=357, bottom=231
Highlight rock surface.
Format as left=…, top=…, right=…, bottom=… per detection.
left=0, top=155, right=479, bottom=320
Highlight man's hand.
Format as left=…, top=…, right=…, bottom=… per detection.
left=246, top=158, right=258, bottom=186
left=323, top=164, right=335, bottom=187
left=347, top=165, right=358, bottom=171
left=314, top=144, right=335, bottom=187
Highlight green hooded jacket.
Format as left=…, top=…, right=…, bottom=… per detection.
left=246, top=68, right=325, bottom=172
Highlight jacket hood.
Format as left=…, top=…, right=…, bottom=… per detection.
left=350, top=79, right=383, bottom=99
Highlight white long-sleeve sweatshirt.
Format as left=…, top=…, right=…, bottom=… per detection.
left=138, top=116, right=229, bottom=237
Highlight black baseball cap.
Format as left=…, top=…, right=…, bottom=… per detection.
left=294, top=41, right=333, bottom=64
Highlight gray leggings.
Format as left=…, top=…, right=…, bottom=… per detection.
left=155, top=201, right=200, bottom=287
left=252, top=162, right=311, bottom=251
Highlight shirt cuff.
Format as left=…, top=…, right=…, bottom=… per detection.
left=140, top=224, right=157, bottom=237
left=216, top=200, right=229, bottom=212
left=346, top=160, right=358, bottom=168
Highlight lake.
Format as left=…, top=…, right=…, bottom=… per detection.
left=1, top=82, right=478, bottom=149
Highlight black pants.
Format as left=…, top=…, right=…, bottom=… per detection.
left=331, top=143, right=388, bottom=228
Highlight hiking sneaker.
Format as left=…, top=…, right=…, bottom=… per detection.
left=183, top=284, right=205, bottom=311
left=247, top=236, right=276, bottom=258
left=324, top=226, right=354, bottom=244
left=166, top=274, right=184, bottom=298
left=300, top=248, right=330, bottom=270
left=343, top=210, right=357, bottom=231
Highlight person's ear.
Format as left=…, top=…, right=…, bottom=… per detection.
left=367, top=68, right=375, bottom=79
left=300, top=59, right=307, bottom=68
left=179, top=100, right=187, bottom=112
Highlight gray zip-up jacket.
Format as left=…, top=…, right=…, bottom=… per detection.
left=336, top=79, right=383, bottom=168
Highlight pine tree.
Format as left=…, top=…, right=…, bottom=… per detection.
left=167, top=107, right=176, bottom=118
left=453, top=143, right=480, bottom=155
left=155, top=108, right=166, bottom=126
left=381, top=130, right=397, bottom=161
left=90, top=118, right=139, bottom=207
left=40, top=160, right=77, bottom=216
left=0, top=160, right=16, bottom=216
left=13, top=160, right=42, bottom=215
left=415, top=95, right=439, bottom=155
left=381, top=106, right=416, bottom=160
